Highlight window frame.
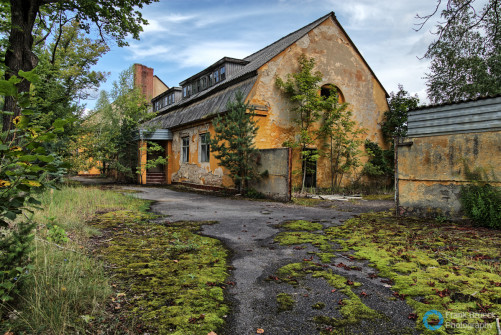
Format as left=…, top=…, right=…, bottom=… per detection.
left=182, top=136, right=190, bottom=163
left=200, top=133, right=210, bottom=163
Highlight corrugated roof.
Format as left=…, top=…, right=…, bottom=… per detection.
left=144, top=78, right=257, bottom=129
left=407, top=95, right=501, bottom=137
left=410, top=93, right=501, bottom=112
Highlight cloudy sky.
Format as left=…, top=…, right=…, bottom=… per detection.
left=84, top=0, right=450, bottom=109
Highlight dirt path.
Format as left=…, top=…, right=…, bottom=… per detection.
left=122, top=186, right=418, bottom=334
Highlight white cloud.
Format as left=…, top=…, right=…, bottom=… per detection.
left=127, top=44, right=171, bottom=59
left=170, top=41, right=255, bottom=68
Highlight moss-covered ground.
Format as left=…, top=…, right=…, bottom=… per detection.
left=273, top=215, right=501, bottom=334
left=90, top=209, right=230, bottom=335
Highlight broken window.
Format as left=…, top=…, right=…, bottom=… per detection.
left=321, top=84, right=344, bottom=103
left=182, top=136, right=190, bottom=163
left=220, top=66, right=226, bottom=81
left=213, top=69, right=219, bottom=83
left=200, top=133, right=210, bottom=162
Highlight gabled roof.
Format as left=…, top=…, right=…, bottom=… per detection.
left=148, top=12, right=388, bottom=128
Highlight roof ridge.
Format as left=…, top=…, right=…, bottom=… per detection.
left=243, top=12, right=334, bottom=61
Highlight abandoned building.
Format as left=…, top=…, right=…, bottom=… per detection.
left=136, top=12, right=389, bottom=199
left=396, top=95, right=501, bottom=217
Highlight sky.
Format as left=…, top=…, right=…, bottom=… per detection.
left=83, top=0, right=448, bottom=109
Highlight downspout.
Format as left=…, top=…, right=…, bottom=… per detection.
left=394, top=136, right=399, bottom=217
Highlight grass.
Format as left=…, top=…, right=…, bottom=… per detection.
left=0, top=185, right=152, bottom=334
left=2, top=184, right=231, bottom=334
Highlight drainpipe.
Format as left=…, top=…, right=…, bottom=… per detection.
left=394, top=136, right=399, bottom=217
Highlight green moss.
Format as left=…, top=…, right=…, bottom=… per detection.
left=280, top=220, right=323, bottom=231
left=276, top=293, right=295, bottom=312
left=92, top=209, right=229, bottom=334
left=362, top=194, right=393, bottom=201
left=274, top=231, right=332, bottom=251
left=325, top=212, right=501, bottom=334
left=312, top=302, right=325, bottom=310
left=292, top=197, right=324, bottom=206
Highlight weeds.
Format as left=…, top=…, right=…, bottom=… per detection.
left=1, top=185, right=147, bottom=334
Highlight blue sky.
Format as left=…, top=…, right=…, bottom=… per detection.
left=83, top=0, right=451, bottom=109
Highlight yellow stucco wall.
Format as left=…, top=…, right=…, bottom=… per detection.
left=246, top=18, right=388, bottom=188
left=153, top=76, right=168, bottom=98
left=397, top=131, right=501, bottom=216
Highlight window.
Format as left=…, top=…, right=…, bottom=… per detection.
left=220, top=66, right=226, bottom=81
left=182, top=136, right=190, bottom=163
left=163, top=96, right=168, bottom=106
left=202, top=77, right=207, bottom=89
left=183, top=86, right=188, bottom=98
left=213, top=70, right=219, bottom=83
left=200, top=133, right=210, bottom=162
left=321, top=84, right=344, bottom=103
left=155, top=100, right=161, bottom=111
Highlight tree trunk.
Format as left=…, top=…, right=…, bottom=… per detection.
left=2, top=0, right=42, bottom=132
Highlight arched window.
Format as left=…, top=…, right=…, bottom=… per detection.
left=321, top=84, right=344, bottom=103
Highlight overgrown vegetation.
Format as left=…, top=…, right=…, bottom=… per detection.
left=276, top=55, right=365, bottom=192
left=1, top=185, right=146, bottom=333
left=210, top=91, right=260, bottom=193
left=91, top=211, right=229, bottom=334
left=328, top=213, right=501, bottom=334
left=460, top=183, right=501, bottom=229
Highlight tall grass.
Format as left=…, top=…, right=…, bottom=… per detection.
left=30, top=185, right=146, bottom=242
left=1, top=185, right=149, bottom=334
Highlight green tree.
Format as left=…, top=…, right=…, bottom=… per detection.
left=0, top=70, right=67, bottom=306
left=423, top=1, right=501, bottom=103
left=31, top=20, right=109, bottom=160
left=276, top=55, right=324, bottom=193
left=317, top=87, right=365, bottom=190
left=381, top=84, right=420, bottom=141
left=364, top=85, right=420, bottom=183
left=2, top=0, right=158, bottom=132
left=82, top=66, right=163, bottom=182
left=210, top=91, right=259, bottom=193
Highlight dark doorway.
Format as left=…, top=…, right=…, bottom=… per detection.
left=302, top=149, right=317, bottom=189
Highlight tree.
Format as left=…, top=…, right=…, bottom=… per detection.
left=2, top=0, right=158, bottom=132
left=210, top=91, right=259, bottom=193
left=31, top=20, right=109, bottom=159
left=0, top=70, right=68, bottom=305
left=364, top=85, right=419, bottom=182
left=81, top=66, right=163, bottom=182
left=422, top=1, right=501, bottom=103
left=317, top=88, right=366, bottom=190
left=276, top=55, right=366, bottom=192
left=276, top=55, right=324, bottom=193
left=416, top=0, right=500, bottom=47
left=381, top=85, right=420, bottom=141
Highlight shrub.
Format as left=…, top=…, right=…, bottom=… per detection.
left=460, top=183, right=501, bottom=228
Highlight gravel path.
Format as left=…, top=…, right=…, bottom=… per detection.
left=121, top=186, right=418, bottom=335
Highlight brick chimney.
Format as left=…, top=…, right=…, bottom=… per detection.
left=133, top=63, right=154, bottom=100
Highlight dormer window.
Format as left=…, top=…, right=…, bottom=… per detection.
left=220, top=66, right=226, bottom=81
left=213, top=70, right=219, bottom=83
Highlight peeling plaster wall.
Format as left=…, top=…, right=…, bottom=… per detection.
left=171, top=122, right=233, bottom=187
left=397, top=131, right=501, bottom=217
left=246, top=18, right=388, bottom=188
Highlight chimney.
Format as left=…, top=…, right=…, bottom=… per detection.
left=133, top=64, right=154, bottom=100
